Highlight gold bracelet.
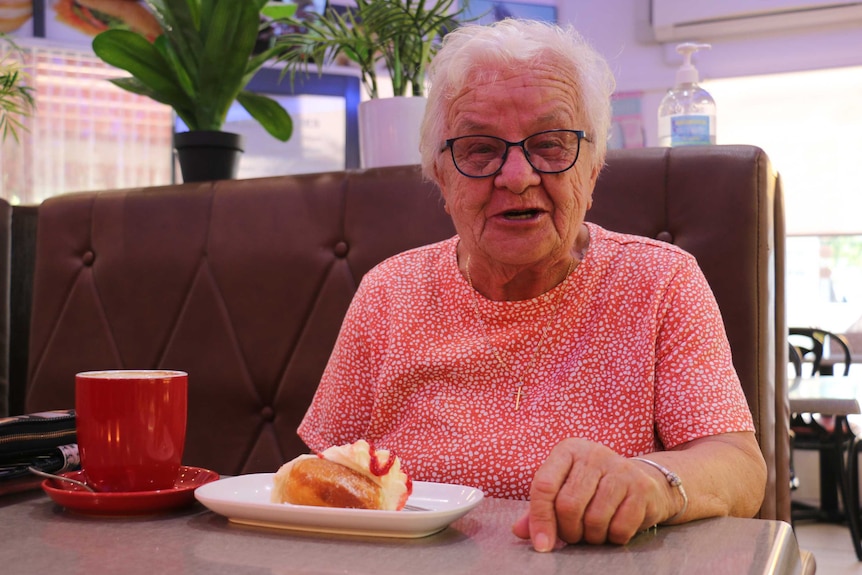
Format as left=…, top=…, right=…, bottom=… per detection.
left=631, top=457, right=689, bottom=523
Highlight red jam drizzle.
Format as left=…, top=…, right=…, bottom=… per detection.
left=318, top=443, right=409, bottom=485
left=367, top=443, right=395, bottom=476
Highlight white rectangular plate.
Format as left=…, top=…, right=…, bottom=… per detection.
left=194, top=473, right=484, bottom=538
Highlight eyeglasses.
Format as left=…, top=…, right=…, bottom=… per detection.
left=443, top=129, right=590, bottom=178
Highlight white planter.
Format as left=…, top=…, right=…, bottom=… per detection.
left=358, top=96, right=427, bottom=168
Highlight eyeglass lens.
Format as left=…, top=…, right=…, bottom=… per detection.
left=448, top=130, right=584, bottom=178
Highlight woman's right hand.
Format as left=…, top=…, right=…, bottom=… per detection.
left=511, top=438, right=679, bottom=551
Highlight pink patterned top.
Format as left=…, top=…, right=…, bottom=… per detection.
left=298, top=223, right=755, bottom=499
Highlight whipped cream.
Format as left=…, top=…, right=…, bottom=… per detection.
left=320, top=440, right=411, bottom=511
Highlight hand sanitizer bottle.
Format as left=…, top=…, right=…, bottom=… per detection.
left=658, top=43, right=716, bottom=147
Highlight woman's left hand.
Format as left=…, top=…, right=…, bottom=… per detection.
left=511, top=438, right=677, bottom=551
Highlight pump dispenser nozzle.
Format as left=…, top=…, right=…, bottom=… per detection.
left=675, top=43, right=711, bottom=85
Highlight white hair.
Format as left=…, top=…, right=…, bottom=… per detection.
left=419, top=19, right=616, bottom=182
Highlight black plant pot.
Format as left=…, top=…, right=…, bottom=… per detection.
left=174, top=130, right=245, bottom=183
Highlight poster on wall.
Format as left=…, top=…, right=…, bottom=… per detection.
left=610, top=91, right=645, bottom=149
left=41, top=0, right=325, bottom=46
left=0, top=0, right=34, bottom=38
left=43, top=0, right=161, bottom=45
left=462, top=1, right=557, bottom=25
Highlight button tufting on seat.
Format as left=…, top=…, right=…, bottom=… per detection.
left=82, top=250, right=95, bottom=266
left=333, top=241, right=349, bottom=257
left=656, top=231, right=673, bottom=244
left=261, top=406, right=275, bottom=422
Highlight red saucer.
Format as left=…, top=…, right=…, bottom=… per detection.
left=41, top=465, right=220, bottom=515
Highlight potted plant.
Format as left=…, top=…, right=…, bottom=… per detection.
left=0, top=34, right=35, bottom=143
left=263, top=0, right=472, bottom=168
left=91, top=0, right=296, bottom=182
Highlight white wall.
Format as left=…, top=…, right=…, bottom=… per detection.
left=555, top=0, right=862, bottom=145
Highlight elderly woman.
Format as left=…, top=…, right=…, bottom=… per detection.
left=298, top=19, right=766, bottom=551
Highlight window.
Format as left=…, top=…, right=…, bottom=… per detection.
left=0, top=42, right=360, bottom=205
left=704, top=67, right=862, bottom=350
left=0, top=43, right=173, bottom=205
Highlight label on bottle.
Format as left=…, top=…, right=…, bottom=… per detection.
left=671, top=115, right=711, bottom=146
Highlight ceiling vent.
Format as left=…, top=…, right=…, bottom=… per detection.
left=652, top=0, right=862, bottom=42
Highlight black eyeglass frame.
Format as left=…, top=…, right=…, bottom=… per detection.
left=443, top=129, right=590, bottom=179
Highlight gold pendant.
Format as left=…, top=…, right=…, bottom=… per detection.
left=465, top=254, right=575, bottom=414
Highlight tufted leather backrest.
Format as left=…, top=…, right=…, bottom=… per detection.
left=24, top=145, right=787, bottom=521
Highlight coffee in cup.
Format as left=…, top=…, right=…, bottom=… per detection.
left=75, top=370, right=188, bottom=492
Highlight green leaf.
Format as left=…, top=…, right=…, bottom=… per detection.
left=237, top=90, right=293, bottom=142
left=260, top=3, right=297, bottom=20
left=244, top=46, right=280, bottom=87
left=90, top=0, right=295, bottom=140
left=194, top=0, right=261, bottom=129
left=153, top=35, right=195, bottom=103
left=267, top=0, right=473, bottom=98
left=92, top=30, right=190, bottom=108
left=148, top=0, right=203, bottom=80
left=0, top=62, right=35, bottom=142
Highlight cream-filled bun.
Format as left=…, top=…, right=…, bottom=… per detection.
left=271, top=440, right=412, bottom=511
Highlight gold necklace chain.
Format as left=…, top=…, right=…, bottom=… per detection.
left=465, top=255, right=575, bottom=411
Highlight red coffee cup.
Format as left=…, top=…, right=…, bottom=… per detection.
left=75, top=370, right=188, bottom=492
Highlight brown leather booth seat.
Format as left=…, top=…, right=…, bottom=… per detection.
left=23, top=145, right=789, bottom=522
